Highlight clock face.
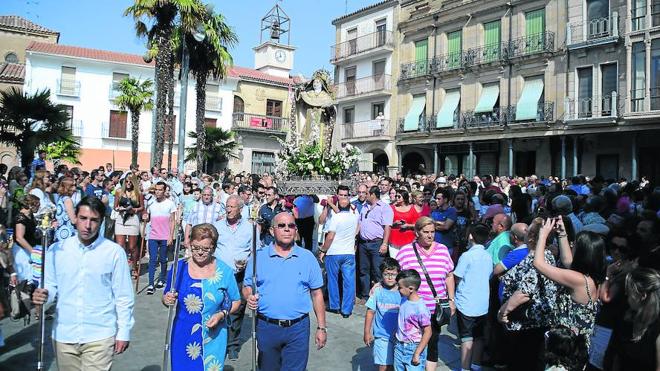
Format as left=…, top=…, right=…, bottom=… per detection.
left=275, top=50, right=286, bottom=63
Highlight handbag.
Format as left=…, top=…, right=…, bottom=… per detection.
left=9, top=280, right=34, bottom=322
left=412, top=242, right=451, bottom=326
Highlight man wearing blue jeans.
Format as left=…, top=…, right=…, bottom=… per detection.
left=358, top=186, right=393, bottom=302
left=318, top=185, right=359, bottom=317
left=143, top=182, right=176, bottom=295
left=244, top=212, right=327, bottom=371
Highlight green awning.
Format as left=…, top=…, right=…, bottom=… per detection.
left=436, top=90, right=461, bottom=128
left=403, top=95, right=426, bottom=131
left=515, top=78, right=544, bottom=120
left=474, top=84, right=500, bottom=113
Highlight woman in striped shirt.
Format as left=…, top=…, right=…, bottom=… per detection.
left=395, top=216, right=456, bottom=371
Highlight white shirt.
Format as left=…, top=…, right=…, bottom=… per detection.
left=44, top=235, right=135, bottom=343
left=326, top=209, right=359, bottom=255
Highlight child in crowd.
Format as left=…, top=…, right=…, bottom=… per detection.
left=454, top=223, right=493, bottom=371
left=543, top=327, right=586, bottom=371
left=394, top=269, right=432, bottom=371
left=364, top=257, right=403, bottom=371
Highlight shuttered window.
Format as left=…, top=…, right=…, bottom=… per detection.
left=484, top=21, right=501, bottom=62
left=109, top=110, right=128, bottom=138
left=447, top=31, right=462, bottom=68
left=525, top=9, right=546, bottom=52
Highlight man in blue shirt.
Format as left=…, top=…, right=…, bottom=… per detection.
left=351, top=184, right=369, bottom=214
left=30, top=150, right=47, bottom=179
left=213, top=195, right=253, bottom=360
left=244, top=212, right=327, bottom=371
left=293, top=194, right=318, bottom=251
left=431, top=188, right=457, bottom=252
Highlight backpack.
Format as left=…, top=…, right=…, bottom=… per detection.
left=8, top=280, right=34, bottom=323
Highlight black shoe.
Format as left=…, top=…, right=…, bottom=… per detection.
left=155, top=281, right=165, bottom=289
left=227, top=349, right=239, bottom=360
left=326, top=308, right=340, bottom=314
left=341, top=313, right=351, bottom=319
left=146, top=285, right=154, bottom=295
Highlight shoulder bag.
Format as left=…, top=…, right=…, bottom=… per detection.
left=412, top=242, right=451, bottom=326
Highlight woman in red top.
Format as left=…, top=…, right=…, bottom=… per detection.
left=389, top=189, right=419, bottom=258
left=411, top=190, right=431, bottom=217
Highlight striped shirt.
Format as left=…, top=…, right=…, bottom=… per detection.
left=396, top=242, right=454, bottom=313
left=186, top=200, right=225, bottom=226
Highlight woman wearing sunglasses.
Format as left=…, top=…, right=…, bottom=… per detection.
left=162, top=223, right=241, bottom=370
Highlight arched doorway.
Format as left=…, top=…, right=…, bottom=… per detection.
left=402, top=152, right=426, bottom=176
left=374, top=152, right=388, bottom=174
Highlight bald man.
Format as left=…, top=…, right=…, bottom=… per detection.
left=485, top=213, right=512, bottom=266
left=493, top=223, right=528, bottom=277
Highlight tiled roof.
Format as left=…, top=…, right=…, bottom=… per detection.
left=331, top=0, right=397, bottom=25
left=0, top=62, right=25, bottom=83
left=228, top=65, right=298, bottom=86
left=26, top=41, right=154, bottom=67
left=0, top=15, right=59, bottom=36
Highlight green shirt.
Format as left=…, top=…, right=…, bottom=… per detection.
left=486, top=231, right=512, bottom=266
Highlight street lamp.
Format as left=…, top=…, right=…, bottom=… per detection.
left=177, top=24, right=206, bottom=173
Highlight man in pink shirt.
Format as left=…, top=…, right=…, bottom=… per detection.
left=143, top=181, right=176, bottom=295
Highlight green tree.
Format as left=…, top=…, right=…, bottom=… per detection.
left=124, top=0, right=205, bottom=169
left=39, top=135, right=82, bottom=168
left=0, top=87, right=72, bottom=168
left=114, top=77, right=154, bottom=168
left=185, top=126, right=236, bottom=173
left=187, top=7, right=237, bottom=171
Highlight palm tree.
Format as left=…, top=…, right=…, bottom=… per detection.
left=185, top=126, right=236, bottom=173
left=0, top=87, right=72, bottom=168
left=187, top=8, right=237, bottom=171
left=125, top=0, right=205, bottom=169
left=115, top=77, right=154, bottom=168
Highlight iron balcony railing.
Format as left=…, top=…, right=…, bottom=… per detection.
left=567, top=13, right=619, bottom=45
left=564, top=93, right=618, bottom=120
left=232, top=112, right=287, bottom=132
left=434, top=52, right=465, bottom=73
left=56, top=79, right=81, bottom=97
left=502, top=32, right=555, bottom=59
left=631, top=88, right=646, bottom=112
left=397, top=116, right=432, bottom=133
left=335, top=74, right=391, bottom=99
left=341, top=119, right=390, bottom=140
left=399, top=58, right=435, bottom=80
left=652, top=87, right=660, bottom=111
left=463, top=44, right=502, bottom=67
left=330, top=30, right=394, bottom=63
left=69, top=119, right=83, bottom=137
left=205, top=95, right=222, bottom=112
left=503, top=101, right=555, bottom=123
left=462, top=107, right=504, bottom=127
left=101, top=120, right=131, bottom=139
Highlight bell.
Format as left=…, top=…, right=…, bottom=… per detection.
left=270, top=21, right=280, bottom=40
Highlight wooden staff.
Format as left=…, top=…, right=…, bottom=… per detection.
left=36, top=208, right=53, bottom=371
left=162, top=206, right=183, bottom=371
left=134, top=222, right=146, bottom=292
left=250, top=202, right=261, bottom=371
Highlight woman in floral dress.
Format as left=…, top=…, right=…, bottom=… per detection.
left=163, top=223, right=241, bottom=370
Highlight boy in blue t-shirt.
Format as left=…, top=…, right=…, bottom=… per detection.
left=394, top=269, right=432, bottom=371
left=364, top=257, right=403, bottom=371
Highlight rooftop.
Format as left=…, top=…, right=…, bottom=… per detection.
left=331, top=0, right=398, bottom=25
left=0, top=62, right=25, bottom=83
left=0, top=15, right=59, bottom=37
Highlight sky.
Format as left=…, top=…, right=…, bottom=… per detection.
left=5, top=0, right=381, bottom=77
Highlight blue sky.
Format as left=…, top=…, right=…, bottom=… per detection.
left=5, top=0, right=379, bottom=77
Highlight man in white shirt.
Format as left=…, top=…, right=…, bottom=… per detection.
left=33, top=196, right=135, bottom=371
left=318, top=185, right=359, bottom=318
left=184, top=186, right=225, bottom=248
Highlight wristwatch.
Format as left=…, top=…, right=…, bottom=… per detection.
left=317, top=326, right=327, bottom=332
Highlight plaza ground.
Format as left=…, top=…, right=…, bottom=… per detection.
left=0, top=267, right=462, bottom=371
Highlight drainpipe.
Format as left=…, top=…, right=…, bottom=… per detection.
left=564, top=0, right=570, bottom=122
left=431, top=15, right=439, bottom=118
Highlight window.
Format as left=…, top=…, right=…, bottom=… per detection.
left=344, top=107, right=355, bottom=124
left=348, top=28, right=358, bottom=55
left=206, top=84, right=221, bottom=111
left=372, top=102, right=385, bottom=119
left=447, top=31, right=462, bottom=69
left=414, top=39, right=428, bottom=74
left=204, top=118, right=217, bottom=128
left=587, top=0, right=610, bottom=38
left=111, top=72, right=128, bottom=98
left=108, top=110, right=128, bottom=138
left=4, top=52, right=18, bottom=63
left=632, top=42, right=646, bottom=112
left=525, top=9, right=546, bottom=53
left=632, top=0, right=647, bottom=31
left=251, top=152, right=276, bottom=175
left=376, top=19, right=387, bottom=46
left=652, top=39, right=660, bottom=110
left=63, top=105, right=74, bottom=127
left=577, top=67, right=594, bottom=118
left=233, top=96, right=244, bottom=120
left=653, top=0, right=660, bottom=27
left=266, top=99, right=282, bottom=117
left=483, top=21, right=501, bottom=62
left=60, top=66, right=77, bottom=96
left=373, top=60, right=386, bottom=90
left=345, top=67, right=356, bottom=96
left=601, top=64, right=617, bottom=115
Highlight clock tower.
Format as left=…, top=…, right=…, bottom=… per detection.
left=254, top=4, right=295, bottom=78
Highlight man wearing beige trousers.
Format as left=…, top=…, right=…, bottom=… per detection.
left=33, top=196, right=135, bottom=370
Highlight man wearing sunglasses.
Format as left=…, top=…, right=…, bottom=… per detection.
left=244, top=212, right=326, bottom=371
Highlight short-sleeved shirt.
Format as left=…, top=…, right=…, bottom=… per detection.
left=85, top=184, right=106, bottom=199
left=148, top=199, right=176, bottom=240
left=396, top=299, right=431, bottom=343
left=497, top=245, right=530, bottom=301
left=326, top=209, right=359, bottom=256
left=213, top=217, right=253, bottom=272
left=454, top=244, right=492, bottom=317
left=293, top=196, right=315, bottom=219
left=244, top=244, right=323, bottom=320
left=431, top=207, right=457, bottom=249
left=258, top=203, right=286, bottom=246
left=186, top=200, right=224, bottom=227
left=486, top=231, right=512, bottom=266
left=359, top=200, right=394, bottom=241
left=366, top=286, right=403, bottom=339
left=396, top=242, right=454, bottom=313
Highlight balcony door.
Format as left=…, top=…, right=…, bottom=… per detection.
left=587, top=0, right=610, bottom=38
left=109, top=110, right=127, bottom=138
left=345, top=67, right=356, bottom=96
left=373, top=60, right=386, bottom=90
left=112, top=72, right=128, bottom=94
left=484, top=20, right=501, bottom=62
left=525, top=9, right=546, bottom=52
left=632, top=42, right=646, bottom=112
left=601, top=63, right=617, bottom=115
left=266, top=99, right=283, bottom=128
left=60, top=66, right=77, bottom=95
left=347, top=28, right=357, bottom=55
left=376, top=19, right=387, bottom=46
left=652, top=39, right=660, bottom=110
left=414, top=39, right=428, bottom=75
left=447, top=31, right=462, bottom=69
left=578, top=67, right=593, bottom=118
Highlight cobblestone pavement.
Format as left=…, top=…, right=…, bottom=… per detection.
left=0, top=268, right=461, bottom=371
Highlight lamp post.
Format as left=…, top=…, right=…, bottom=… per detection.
left=177, top=25, right=206, bottom=173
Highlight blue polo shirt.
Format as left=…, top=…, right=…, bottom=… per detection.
left=454, top=244, right=492, bottom=317
left=213, top=217, right=254, bottom=273
left=244, top=244, right=323, bottom=320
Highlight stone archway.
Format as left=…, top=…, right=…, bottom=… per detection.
left=370, top=150, right=389, bottom=175
left=402, top=152, right=426, bottom=176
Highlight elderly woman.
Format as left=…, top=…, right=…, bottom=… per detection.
left=395, top=216, right=455, bottom=371
left=162, top=223, right=241, bottom=370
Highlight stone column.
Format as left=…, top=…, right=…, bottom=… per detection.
left=632, top=134, right=638, bottom=180
left=573, top=136, right=578, bottom=176
left=433, top=145, right=439, bottom=174
left=508, top=139, right=514, bottom=176
left=561, top=136, right=566, bottom=180
left=468, top=142, right=474, bottom=178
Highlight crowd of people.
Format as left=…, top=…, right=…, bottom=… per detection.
left=0, top=151, right=659, bottom=371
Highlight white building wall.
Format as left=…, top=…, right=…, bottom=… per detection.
left=337, top=7, right=394, bottom=42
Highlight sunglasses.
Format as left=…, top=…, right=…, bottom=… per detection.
left=275, top=223, right=297, bottom=230
left=191, top=245, right=213, bottom=252
left=383, top=273, right=398, bottom=278
left=395, top=194, right=402, bottom=198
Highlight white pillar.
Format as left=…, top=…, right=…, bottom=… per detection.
left=632, top=134, right=638, bottom=180
left=433, top=145, right=439, bottom=174
left=468, top=142, right=474, bottom=178
left=573, top=136, right=578, bottom=176
left=508, top=139, right=514, bottom=176
left=561, top=136, right=566, bottom=179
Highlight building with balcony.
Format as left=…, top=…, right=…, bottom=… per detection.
left=331, top=0, right=399, bottom=175
left=24, top=41, right=238, bottom=171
